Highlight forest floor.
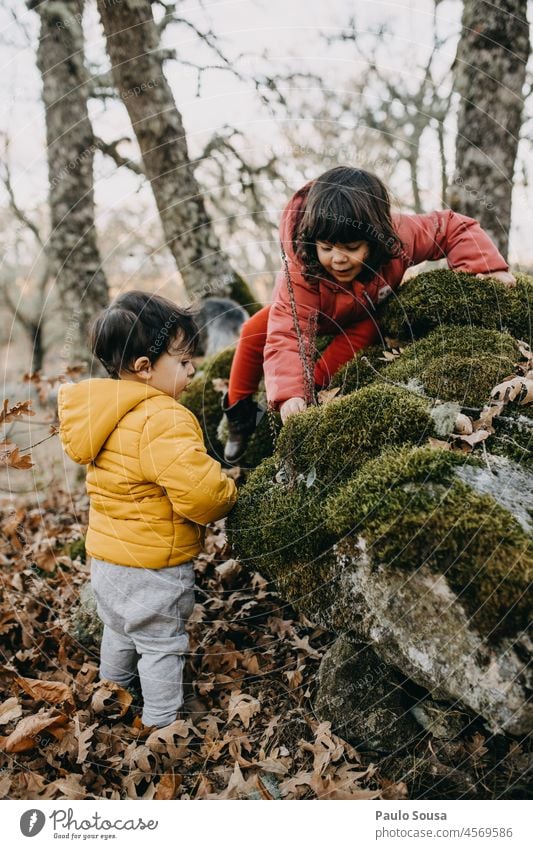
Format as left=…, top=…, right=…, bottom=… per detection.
left=0, top=392, right=530, bottom=800
left=0, top=483, right=530, bottom=800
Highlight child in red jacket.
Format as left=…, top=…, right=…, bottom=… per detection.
left=223, top=166, right=515, bottom=463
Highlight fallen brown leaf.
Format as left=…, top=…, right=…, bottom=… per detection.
left=16, top=677, right=75, bottom=707
left=1, top=711, right=70, bottom=752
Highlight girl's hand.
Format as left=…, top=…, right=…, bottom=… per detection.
left=476, top=270, right=516, bottom=288
left=280, top=397, right=307, bottom=423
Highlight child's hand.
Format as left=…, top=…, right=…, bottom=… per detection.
left=476, top=270, right=516, bottom=288
left=280, top=397, right=307, bottom=423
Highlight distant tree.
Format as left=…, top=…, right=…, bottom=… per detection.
left=448, top=0, right=530, bottom=256
left=0, top=142, right=49, bottom=372
left=29, top=0, right=109, bottom=366
left=325, top=4, right=454, bottom=211
left=95, top=0, right=262, bottom=311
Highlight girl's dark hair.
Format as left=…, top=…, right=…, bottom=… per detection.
left=294, top=166, right=403, bottom=283
left=89, top=290, right=198, bottom=379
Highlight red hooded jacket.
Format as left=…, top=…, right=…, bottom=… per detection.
left=263, top=182, right=508, bottom=408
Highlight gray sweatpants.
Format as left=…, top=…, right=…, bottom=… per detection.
left=90, top=557, right=195, bottom=728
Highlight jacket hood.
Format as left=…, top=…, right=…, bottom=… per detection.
left=57, top=378, right=164, bottom=464
left=279, top=182, right=313, bottom=264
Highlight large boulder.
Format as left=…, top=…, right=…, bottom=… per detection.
left=228, top=269, right=533, bottom=746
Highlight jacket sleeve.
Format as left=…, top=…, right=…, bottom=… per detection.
left=263, top=269, right=321, bottom=409
left=140, top=406, right=237, bottom=525
left=404, top=210, right=509, bottom=273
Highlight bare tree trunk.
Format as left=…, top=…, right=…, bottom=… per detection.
left=448, top=0, right=530, bottom=256
left=95, top=0, right=260, bottom=312
left=32, top=0, right=109, bottom=366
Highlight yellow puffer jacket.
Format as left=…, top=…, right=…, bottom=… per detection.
left=57, top=378, right=237, bottom=568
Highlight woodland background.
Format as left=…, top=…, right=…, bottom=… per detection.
left=0, top=0, right=531, bottom=800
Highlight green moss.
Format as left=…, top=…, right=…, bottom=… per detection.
left=325, top=445, right=467, bottom=537
left=64, top=537, right=86, bottom=563
left=325, top=446, right=531, bottom=638
left=275, top=383, right=434, bottom=485
left=375, top=325, right=520, bottom=407
left=379, top=269, right=532, bottom=344
left=330, top=345, right=388, bottom=395
left=69, top=582, right=103, bottom=648
left=181, top=346, right=274, bottom=466
left=490, top=408, right=533, bottom=469
left=180, top=347, right=234, bottom=462
left=228, top=273, right=262, bottom=315
left=229, top=384, right=435, bottom=575
left=227, top=457, right=334, bottom=576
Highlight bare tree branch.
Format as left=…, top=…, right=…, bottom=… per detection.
left=93, top=136, right=145, bottom=175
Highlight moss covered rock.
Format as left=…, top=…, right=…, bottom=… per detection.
left=229, top=385, right=435, bottom=574
left=181, top=346, right=274, bottom=467
left=379, top=325, right=520, bottom=407
left=228, top=273, right=262, bottom=315
left=379, top=269, right=532, bottom=344
left=228, top=267, right=533, bottom=739
left=228, top=457, right=333, bottom=574
left=329, top=345, right=387, bottom=394
left=274, top=383, right=434, bottom=484
left=326, top=446, right=531, bottom=639
left=315, top=636, right=421, bottom=750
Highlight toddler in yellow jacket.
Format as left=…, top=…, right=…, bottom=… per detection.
left=58, top=291, right=237, bottom=728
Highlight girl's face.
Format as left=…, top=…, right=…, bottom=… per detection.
left=316, top=240, right=370, bottom=284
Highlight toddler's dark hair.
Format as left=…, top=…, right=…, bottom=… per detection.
left=89, top=290, right=198, bottom=379
left=295, top=166, right=403, bottom=284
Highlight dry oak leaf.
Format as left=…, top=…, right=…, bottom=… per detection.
left=0, top=399, right=34, bottom=424
left=227, top=692, right=261, bottom=729
left=518, top=378, right=533, bottom=405
left=427, top=437, right=451, bottom=451
left=0, top=441, right=33, bottom=470
left=155, top=770, right=182, bottom=800
left=215, top=760, right=258, bottom=799
left=123, top=771, right=156, bottom=801
left=91, top=680, right=132, bottom=718
left=74, top=715, right=97, bottom=764
left=491, top=376, right=526, bottom=403
left=38, top=774, right=87, bottom=800
left=300, top=722, right=345, bottom=775
left=477, top=400, right=505, bottom=430
left=454, top=429, right=491, bottom=448
left=454, top=413, right=473, bottom=435
left=215, top=558, right=242, bottom=585
left=0, top=696, right=22, bottom=725
left=317, top=386, right=341, bottom=405
left=15, top=677, right=75, bottom=707
left=310, top=772, right=380, bottom=800
left=211, top=378, right=229, bottom=394
left=146, top=718, right=192, bottom=759
left=0, top=710, right=70, bottom=752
